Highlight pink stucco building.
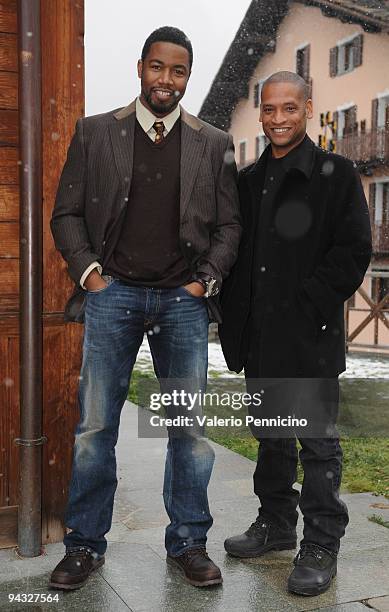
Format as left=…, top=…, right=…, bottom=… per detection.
left=200, top=0, right=389, bottom=354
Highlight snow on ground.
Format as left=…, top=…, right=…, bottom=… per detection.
left=135, top=337, right=388, bottom=379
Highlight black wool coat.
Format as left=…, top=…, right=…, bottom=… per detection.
left=219, top=136, right=372, bottom=377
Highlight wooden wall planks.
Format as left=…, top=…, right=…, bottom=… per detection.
left=0, top=221, right=18, bottom=256
left=40, top=0, right=85, bottom=543
left=41, top=320, right=83, bottom=544
left=0, top=147, right=18, bottom=183
left=42, top=0, right=85, bottom=314
left=0, top=184, right=18, bottom=220
left=0, top=33, right=17, bottom=71
left=0, top=0, right=85, bottom=547
left=0, top=0, right=19, bottom=547
left=0, top=72, right=17, bottom=108
left=0, top=0, right=17, bottom=34
left=0, top=109, right=17, bottom=145
left=0, top=324, right=19, bottom=508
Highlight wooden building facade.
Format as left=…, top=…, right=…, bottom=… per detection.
left=0, top=0, right=84, bottom=552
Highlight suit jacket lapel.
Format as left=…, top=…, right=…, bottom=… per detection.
left=109, top=104, right=136, bottom=188
left=180, top=116, right=206, bottom=220
left=109, top=102, right=206, bottom=221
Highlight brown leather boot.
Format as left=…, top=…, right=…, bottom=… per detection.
left=167, top=547, right=222, bottom=587
left=49, top=547, right=105, bottom=590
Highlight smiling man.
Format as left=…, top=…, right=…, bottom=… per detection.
left=219, top=71, right=372, bottom=596
left=49, top=26, right=240, bottom=590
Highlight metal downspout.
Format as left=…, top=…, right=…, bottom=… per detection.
left=16, top=0, right=44, bottom=557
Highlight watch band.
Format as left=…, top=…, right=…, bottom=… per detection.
left=192, top=274, right=219, bottom=297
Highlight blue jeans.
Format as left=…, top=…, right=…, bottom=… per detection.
left=63, top=278, right=214, bottom=556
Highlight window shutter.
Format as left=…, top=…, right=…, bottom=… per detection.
left=371, top=98, right=379, bottom=129
left=333, top=111, right=338, bottom=137
left=255, top=136, right=260, bottom=159
left=353, top=34, right=363, bottom=68
left=329, top=46, right=338, bottom=77
left=296, top=45, right=310, bottom=81
left=369, top=182, right=376, bottom=225
left=303, top=44, right=310, bottom=81
left=385, top=103, right=389, bottom=130
left=350, top=105, right=358, bottom=133
left=254, top=83, right=260, bottom=108
left=239, top=141, right=246, bottom=166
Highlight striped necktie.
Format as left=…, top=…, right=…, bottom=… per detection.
left=153, top=121, right=165, bottom=144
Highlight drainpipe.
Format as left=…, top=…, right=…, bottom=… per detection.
left=16, top=0, right=44, bottom=557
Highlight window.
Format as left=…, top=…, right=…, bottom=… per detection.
left=343, top=40, right=354, bottom=72
left=372, top=276, right=389, bottom=303
left=336, top=105, right=357, bottom=139
left=370, top=180, right=389, bottom=226
left=253, top=77, right=271, bottom=109
left=371, top=96, right=389, bottom=157
left=329, top=33, right=363, bottom=77
left=254, top=83, right=260, bottom=108
left=377, top=95, right=389, bottom=129
left=239, top=140, right=247, bottom=167
left=296, top=44, right=310, bottom=82
left=255, top=134, right=269, bottom=159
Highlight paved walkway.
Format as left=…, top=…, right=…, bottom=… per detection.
left=1, top=403, right=389, bottom=611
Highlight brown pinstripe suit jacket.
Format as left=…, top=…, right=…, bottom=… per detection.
left=50, top=100, right=241, bottom=323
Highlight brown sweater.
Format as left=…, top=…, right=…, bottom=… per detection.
left=105, top=119, right=191, bottom=287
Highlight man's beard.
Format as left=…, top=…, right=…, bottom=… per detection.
left=142, top=87, right=181, bottom=115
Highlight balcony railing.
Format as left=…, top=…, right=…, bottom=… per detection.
left=334, top=128, right=389, bottom=166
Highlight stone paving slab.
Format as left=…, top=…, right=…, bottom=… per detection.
left=367, top=596, right=389, bottom=611
left=310, top=604, right=369, bottom=611
left=0, top=403, right=388, bottom=612
left=0, top=572, right=131, bottom=611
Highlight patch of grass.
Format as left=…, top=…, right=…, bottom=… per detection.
left=209, top=434, right=259, bottom=461
left=128, top=367, right=389, bottom=498
left=340, top=438, right=389, bottom=498
left=206, top=431, right=389, bottom=498
left=368, top=514, right=389, bottom=529
left=127, top=369, right=156, bottom=405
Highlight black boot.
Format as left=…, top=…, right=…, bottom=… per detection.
left=288, top=543, right=337, bottom=596
left=49, top=547, right=105, bottom=590
left=224, top=514, right=297, bottom=558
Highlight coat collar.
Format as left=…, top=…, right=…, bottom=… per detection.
left=248, top=133, right=316, bottom=180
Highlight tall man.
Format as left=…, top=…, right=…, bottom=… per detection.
left=50, top=27, right=240, bottom=590
left=219, top=71, right=371, bottom=596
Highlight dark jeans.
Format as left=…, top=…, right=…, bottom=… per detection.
left=63, top=278, right=214, bottom=557
left=245, top=345, right=349, bottom=553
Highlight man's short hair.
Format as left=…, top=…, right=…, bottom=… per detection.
left=141, top=26, right=193, bottom=69
left=262, top=71, right=310, bottom=101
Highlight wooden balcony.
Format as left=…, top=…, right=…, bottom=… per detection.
left=334, top=128, right=389, bottom=168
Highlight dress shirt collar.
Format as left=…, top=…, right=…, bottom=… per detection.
left=136, top=96, right=181, bottom=134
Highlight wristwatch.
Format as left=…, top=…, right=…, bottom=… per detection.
left=193, top=274, right=219, bottom=298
